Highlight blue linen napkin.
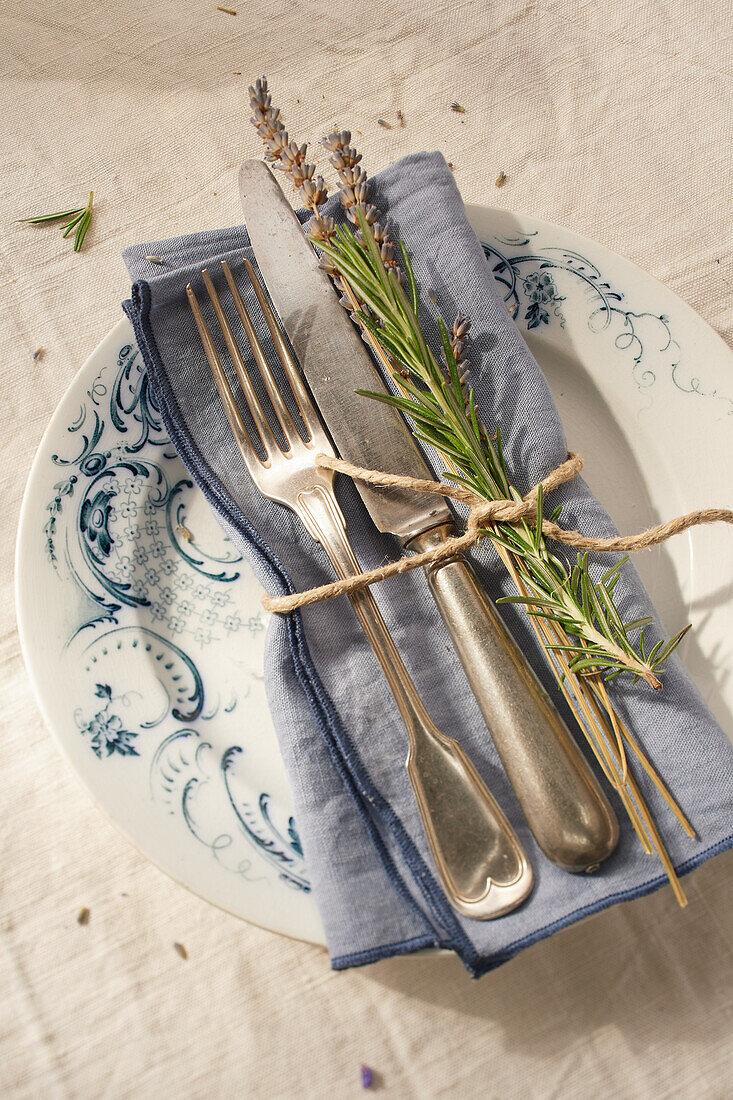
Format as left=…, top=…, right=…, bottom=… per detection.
left=123, top=152, right=733, bottom=977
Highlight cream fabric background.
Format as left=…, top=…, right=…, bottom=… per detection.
left=2, top=1, right=732, bottom=1096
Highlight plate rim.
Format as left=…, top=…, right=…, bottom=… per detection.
left=15, top=202, right=733, bottom=944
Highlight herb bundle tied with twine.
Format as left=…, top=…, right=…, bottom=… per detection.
left=249, top=76, right=733, bottom=903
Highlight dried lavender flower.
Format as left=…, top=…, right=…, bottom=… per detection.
left=321, top=129, right=352, bottom=152
left=249, top=81, right=284, bottom=139
left=330, top=147, right=362, bottom=170
left=379, top=241, right=395, bottom=264
left=346, top=202, right=379, bottom=226
left=264, top=129, right=290, bottom=162
left=452, top=313, right=471, bottom=341
left=318, top=252, right=339, bottom=276
left=248, top=77, right=329, bottom=213
left=281, top=140, right=308, bottom=169
left=339, top=165, right=368, bottom=188
left=341, top=182, right=371, bottom=210
left=308, top=214, right=336, bottom=243
left=249, top=76, right=270, bottom=108
left=290, top=162, right=316, bottom=187
left=301, top=176, right=329, bottom=208
left=445, top=313, right=472, bottom=403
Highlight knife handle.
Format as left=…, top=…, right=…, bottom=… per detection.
left=297, top=485, right=533, bottom=920
left=407, top=525, right=619, bottom=872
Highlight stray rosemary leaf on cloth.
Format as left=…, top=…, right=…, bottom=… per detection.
left=18, top=191, right=94, bottom=252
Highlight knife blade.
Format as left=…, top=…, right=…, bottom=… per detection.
left=238, top=159, right=450, bottom=545
left=239, top=158, right=619, bottom=873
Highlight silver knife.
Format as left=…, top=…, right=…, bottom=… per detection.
left=239, top=159, right=618, bottom=872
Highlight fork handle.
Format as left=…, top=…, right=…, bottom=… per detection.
left=407, top=525, right=619, bottom=872
left=295, top=485, right=533, bottom=920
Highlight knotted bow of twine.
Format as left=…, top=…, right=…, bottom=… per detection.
left=263, top=451, right=733, bottom=614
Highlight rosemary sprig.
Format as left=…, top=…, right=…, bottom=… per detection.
left=18, top=190, right=94, bottom=252
left=313, top=208, right=693, bottom=900
left=315, top=212, right=689, bottom=688
left=247, top=76, right=689, bottom=686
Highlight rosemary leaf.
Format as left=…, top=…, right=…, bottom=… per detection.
left=61, top=210, right=85, bottom=238
left=399, top=240, right=419, bottom=315
left=73, top=192, right=94, bottom=251
left=18, top=207, right=84, bottom=224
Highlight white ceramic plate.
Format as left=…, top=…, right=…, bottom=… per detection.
left=16, top=207, right=733, bottom=945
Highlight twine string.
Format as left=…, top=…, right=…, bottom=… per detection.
left=262, top=451, right=733, bottom=613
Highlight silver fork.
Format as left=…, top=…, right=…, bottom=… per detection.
left=186, top=258, right=534, bottom=920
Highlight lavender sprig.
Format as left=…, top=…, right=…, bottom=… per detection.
left=249, top=77, right=328, bottom=211
left=322, top=129, right=471, bottom=397
left=319, top=129, right=401, bottom=285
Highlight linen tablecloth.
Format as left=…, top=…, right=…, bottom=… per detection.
left=2, top=1, right=732, bottom=1096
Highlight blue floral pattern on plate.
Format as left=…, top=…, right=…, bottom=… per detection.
left=46, top=341, right=309, bottom=893
left=482, top=231, right=732, bottom=413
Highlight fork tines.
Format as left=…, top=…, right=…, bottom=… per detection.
left=186, top=259, right=318, bottom=467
